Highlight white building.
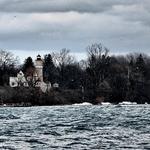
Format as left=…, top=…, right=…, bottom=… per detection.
left=9, top=55, right=51, bottom=93
left=53, top=83, right=59, bottom=88
left=9, top=71, right=28, bottom=87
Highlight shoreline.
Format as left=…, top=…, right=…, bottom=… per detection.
left=0, top=101, right=149, bottom=107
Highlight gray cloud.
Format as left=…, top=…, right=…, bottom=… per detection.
left=0, top=0, right=150, bottom=59
left=1, top=0, right=150, bottom=27
left=0, top=11, right=149, bottom=51
left=0, top=0, right=147, bottom=13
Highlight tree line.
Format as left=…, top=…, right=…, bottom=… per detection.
left=0, top=43, right=150, bottom=105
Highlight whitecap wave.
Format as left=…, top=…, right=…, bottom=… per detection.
left=101, top=102, right=111, bottom=105
left=119, top=101, right=137, bottom=105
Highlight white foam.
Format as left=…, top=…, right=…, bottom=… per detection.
left=119, top=101, right=137, bottom=105
left=101, top=102, right=111, bottom=105
left=73, top=102, right=92, bottom=106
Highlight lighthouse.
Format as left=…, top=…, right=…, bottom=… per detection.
left=9, top=55, right=52, bottom=92
left=35, top=55, right=43, bottom=82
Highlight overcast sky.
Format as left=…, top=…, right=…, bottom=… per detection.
left=0, top=0, right=150, bottom=61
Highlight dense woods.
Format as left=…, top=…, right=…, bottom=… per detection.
left=0, top=43, right=150, bottom=105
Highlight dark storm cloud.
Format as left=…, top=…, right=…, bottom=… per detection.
left=0, top=0, right=147, bottom=13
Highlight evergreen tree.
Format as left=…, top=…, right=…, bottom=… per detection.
left=22, top=57, right=35, bottom=77
left=135, top=54, right=146, bottom=75
left=127, top=54, right=148, bottom=103
left=23, top=57, right=34, bottom=72
left=62, top=63, right=83, bottom=89
left=43, top=54, right=57, bottom=83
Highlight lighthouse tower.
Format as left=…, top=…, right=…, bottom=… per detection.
left=35, top=55, right=43, bottom=82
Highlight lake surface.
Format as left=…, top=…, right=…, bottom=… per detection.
left=0, top=104, right=150, bottom=150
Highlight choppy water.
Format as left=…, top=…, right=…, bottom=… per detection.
left=0, top=104, right=150, bottom=150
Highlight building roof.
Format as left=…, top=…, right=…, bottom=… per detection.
left=36, top=54, right=42, bottom=60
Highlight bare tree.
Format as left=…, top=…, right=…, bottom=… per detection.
left=87, top=43, right=110, bottom=84
left=0, top=50, right=19, bottom=85
left=84, top=43, right=112, bottom=101
left=52, top=48, right=75, bottom=67
left=51, top=49, right=75, bottom=87
left=0, top=50, right=19, bottom=68
left=87, top=43, right=109, bottom=60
